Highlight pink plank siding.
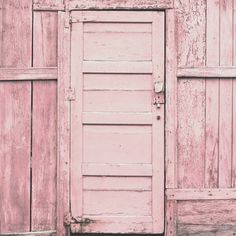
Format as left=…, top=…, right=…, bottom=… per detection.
left=32, top=10, right=58, bottom=231
left=0, top=0, right=32, bottom=234
left=0, top=82, right=31, bottom=233
left=32, top=81, right=57, bottom=230
left=70, top=11, right=164, bottom=234
left=205, top=0, right=219, bottom=189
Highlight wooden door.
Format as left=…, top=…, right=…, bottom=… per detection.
left=70, top=11, right=165, bottom=234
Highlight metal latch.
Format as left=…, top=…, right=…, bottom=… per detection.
left=64, top=213, right=95, bottom=233
left=65, top=87, right=75, bottom=101
left=153, top=81, right=165, bottom=108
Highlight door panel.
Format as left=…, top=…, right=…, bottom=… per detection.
left=70, top=11, right=164, bottom=234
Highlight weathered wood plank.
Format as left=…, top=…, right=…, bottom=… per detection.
left=0, top=0, right=32, bottom=67
left=57, top=12, right=70, bottom=236
left=69, top=0, right=173, bottom=10
left=175, top=0, right=206, bottom=67
left=166, top=9, right=177, bottom=189
left=205, top=0, right=220, bottom=188
left=0, top=82, right=31, bottom=233
left=33, top=3, right=64, bottom=11
left=219, top=0, right=233, bottom=188
left=0, top=0, right=32, bottom=233
left=178, top=200, right=236, bottom=226
left=177, top=79, right=206, bottom=188
left=232, top=0, right=236, bottom=188
left=176, top=0, right=206, bottom=189
left=177, top=67, right=236, bottom=78
left=32, top=9, right=58, bottom=232
left=0, top=68, right=57, bottom=81
left=32, top=81, right=57, bottom=230
left=152, top=12, right=165, bottom=233
left=166, top=188, right=236, bottom=200
left=165, top=200, right=177, bottom=236
left=70, top=14, right=84, bottom=219
left=0, top=230, right=56, bottom=236
left=178, top=224, right=236, bottom=236
left=33, top=12, right=58, bottom=67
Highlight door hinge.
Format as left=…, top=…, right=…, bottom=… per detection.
left=65, top=87, right=76, bottom=101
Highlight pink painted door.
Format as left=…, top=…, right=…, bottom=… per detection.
left=70, top=11, right=165, bottom=234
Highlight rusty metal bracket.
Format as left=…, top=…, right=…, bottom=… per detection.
left=64, top=213, right=94, bottom=227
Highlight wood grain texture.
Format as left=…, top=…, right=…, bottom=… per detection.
left=233, top=0, right=236, bottom=188
left=178, top=200, right=236, bottom=225
left=175, top=0, right=206, bottom=67
left=31, top=81, right=57, bottom=230
left=167, top=188, right=236, bottom=200
left=57, top=12, right=70, bottom=236
left=0, top=82, right=31, bottom=233
left=205, top=0, right=220, bottom=188
left=0, top=68, right=57, bottom=81
left=33, top=12, right=58, bottom=67
left=219, top=0, right=233, bottom=188
left=0, top=0, right=32, bottom=67
left=165, top=9, right=177, bottom=189
left=32, top=9, right=58, bottom=232
left=178, top=224, right=236, bottom=236
left=69, top=0, right=173, bottom=10
left=177, top=79, right=206, bottom=188
left=176, top=0, right=206, bottom=189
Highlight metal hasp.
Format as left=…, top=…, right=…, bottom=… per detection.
left=64, top=213, right=94, bottom=233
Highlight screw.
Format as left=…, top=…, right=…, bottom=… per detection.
left=157, top=115, right=161, bottom=120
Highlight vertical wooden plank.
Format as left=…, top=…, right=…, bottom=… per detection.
left=152, top=12, right=164, bottom=234
left=71, top=13, right=84, bottom=218
left=32, top=81, right=57, bottom=230
left=205, top=0, right=220, bottom=188
left=33, top=12, right=58, bottom=67
left=0, top=0, right=32, bottom=233
left=32, top=10, right=58, bottom=231
left=219, top=0, right=233, bottom=188
left=165, top=201, right=177, bottom=236
left=166, top=9, right=177, bottom=189
left=176, top=0, right=206, bottom=189
left=57, top=11, right=70, bottom=236
left=0, top=0, right=32, bottom=67
left=177, top=79, right=206, bottom=188
left=175, top=0, right=206, bottom=188
left=175, top=0, right=206, bottom=67
left=0, top=82, right=31, bottom=233
left=233, top=0, right=236, bottom=188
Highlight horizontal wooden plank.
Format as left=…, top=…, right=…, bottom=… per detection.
left=83, top=61, right=152, bottom=73
left=71, top=216, right=153, bottom=234
left=0, top=67, right=57, bottom=81
left=178, top=224, right=236, bottom=236
left=83, top=191, right=152, bottom=216
left=82, top=164, right=152, bottom=176
left=166, top=188, right=236, bottom=200
left=83, top=176, right=152, bottom=191
left=1, top=230, right=56, bottom=236
left=84, top=23, right=152, bottom=33
left=178, top=200, right=236, bottom=226
left=177, top=66, right=236, bottom=78
left=33, top=3, right=65, bottom=11
left=71, top=11, right=154, bottom=22
left=83, top=112, right=153, bottom=124
left=69, top=0, right=173, bottom=10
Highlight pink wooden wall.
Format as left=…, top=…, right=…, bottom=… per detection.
left=0, top=0, right=58, bottom=234
left=0, top=0, right=236, bottom=236
left=166, top=0, right=236, bottom=235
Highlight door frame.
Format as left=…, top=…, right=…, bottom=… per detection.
left=57, top=6, right=177, bottom=236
